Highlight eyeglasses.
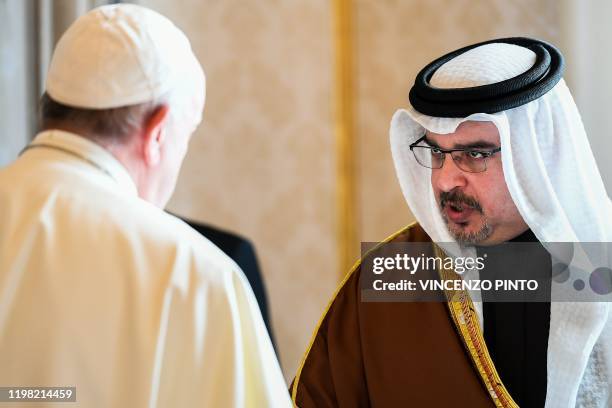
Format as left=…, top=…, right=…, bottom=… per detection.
left=409, top=135, right=501, bottom=173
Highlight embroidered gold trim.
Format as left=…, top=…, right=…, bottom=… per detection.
left=434, top=244, right=518, bottom=408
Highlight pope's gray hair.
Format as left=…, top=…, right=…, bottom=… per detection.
left=39, top=92, right=165, bottom=142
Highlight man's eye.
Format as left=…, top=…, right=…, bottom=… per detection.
left=431, top=148, right=443, bottom=155
left=467, top=151, right=486, bottom=159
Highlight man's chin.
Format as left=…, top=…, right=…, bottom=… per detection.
left=446, top=219, right=493, bottom=245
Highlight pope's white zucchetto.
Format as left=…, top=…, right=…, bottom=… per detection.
left=45, top=4, right=204, bottom=110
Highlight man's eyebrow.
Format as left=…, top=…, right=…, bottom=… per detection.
left=453, top=140, right=499, bottom=149
left=423, top=137, right=439, bottom=147
left=423, top=137, right=498, bottom=149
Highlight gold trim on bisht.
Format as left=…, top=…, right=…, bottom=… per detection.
left=332, top=0, right=359, bottom=277
left=434, top=244, right=519, bottom=408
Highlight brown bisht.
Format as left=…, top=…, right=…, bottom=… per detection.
left=290, top=223, right=518, bottom=408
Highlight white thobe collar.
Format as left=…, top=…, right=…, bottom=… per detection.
left=26, top=129, right=138, bottom=197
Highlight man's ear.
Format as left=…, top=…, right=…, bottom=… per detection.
left=142, top=105, right=170, bottom=167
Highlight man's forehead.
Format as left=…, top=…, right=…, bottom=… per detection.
left=425, top=120, right=500, bottom=148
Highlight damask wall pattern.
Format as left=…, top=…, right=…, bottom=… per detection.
left=139, top=0, right=337, bottom=380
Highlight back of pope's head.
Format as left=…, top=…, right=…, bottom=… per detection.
left=41, top=4, right=206, bottom=207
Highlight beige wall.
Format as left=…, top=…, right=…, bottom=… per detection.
left=139, top=0, right=560, bottom=381
left=138, top=0, right=337, bottom=380
left=559, top=0, right=612, bottom=193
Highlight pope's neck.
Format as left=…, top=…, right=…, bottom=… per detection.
left=41, top=125, right=149, bottom=202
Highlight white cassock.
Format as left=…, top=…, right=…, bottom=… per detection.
left=0, top=129, right=291, bottom=407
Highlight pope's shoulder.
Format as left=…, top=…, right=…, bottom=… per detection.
left=107, top=196, right=240, bottom=274
left=88, top=193, right=245, bottom=285
left=1, top=157, right=240, bottom=277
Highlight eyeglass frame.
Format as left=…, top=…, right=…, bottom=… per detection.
left=408, top=135, right=502, bottom=173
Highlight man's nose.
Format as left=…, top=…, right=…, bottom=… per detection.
left=432, top=154, right=467, bottom=192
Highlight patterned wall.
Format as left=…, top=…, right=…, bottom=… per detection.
left=139, top=0, right=337, bottom=380
left=140, top=0, right=560, bottom=381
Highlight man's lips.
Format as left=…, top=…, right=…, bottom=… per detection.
left=444, top=203, right=476, bottom=224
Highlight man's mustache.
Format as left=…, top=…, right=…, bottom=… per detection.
left=439, top=190, right=483, bottom=213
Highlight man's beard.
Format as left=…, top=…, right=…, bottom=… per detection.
left=439, top=190, right=493, bottom=245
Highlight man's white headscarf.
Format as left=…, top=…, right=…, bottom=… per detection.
left=390, top=41, right=612, bottom=407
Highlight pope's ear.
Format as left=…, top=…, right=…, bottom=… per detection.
left=142, top=105, right=170, bottom=167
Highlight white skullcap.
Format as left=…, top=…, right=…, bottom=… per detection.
left=430, top=43, right=536, bottom=88
left=45, top=4, right=205, bottom=110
